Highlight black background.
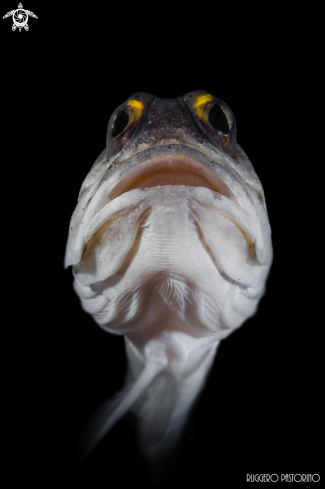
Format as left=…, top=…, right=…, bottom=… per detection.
left=2, top=3, right=321, bottom=487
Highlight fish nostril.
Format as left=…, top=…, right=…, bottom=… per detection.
left=112, top=109, right=129, bottom=138
left=208, top=104, right=229, bottom=135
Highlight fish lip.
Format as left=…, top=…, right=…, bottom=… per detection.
left=83, top=143, right=256, bottom=254
left=99, top=143, right=240, bottom=210
left=65, top=141, right=271, bottom=270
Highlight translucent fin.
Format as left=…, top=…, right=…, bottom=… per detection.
left=72, top=360, right=164, bottom=469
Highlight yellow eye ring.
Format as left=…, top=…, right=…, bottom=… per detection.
left=126, top=99, right=144, bottom=125
left=193, top=93, right=213, bottom=122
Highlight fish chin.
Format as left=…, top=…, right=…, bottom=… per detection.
left=72, top=184, right=268, bottom=341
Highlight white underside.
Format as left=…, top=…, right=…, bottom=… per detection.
left=66, top=146, right=272, bottom=465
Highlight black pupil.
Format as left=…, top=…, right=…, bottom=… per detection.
left=112, top=109, right=129, bottom=138
left=208, top=104, right=229, bottom=134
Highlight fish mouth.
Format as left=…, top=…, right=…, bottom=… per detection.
left=84, top=142, right=252, bottom=257
left=100, top=148, right=238, bottom=209
left=65, top=142, right=271, bottom=272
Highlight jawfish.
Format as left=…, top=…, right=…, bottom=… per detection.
left=65, top=90, right=273, bottom=466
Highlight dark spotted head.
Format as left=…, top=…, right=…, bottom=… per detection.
left=106, top=90, right=237, bottom=158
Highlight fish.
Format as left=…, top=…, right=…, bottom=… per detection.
left=64, top=90, right=273, bottom=468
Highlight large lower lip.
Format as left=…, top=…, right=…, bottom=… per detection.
left=103, top=153, right=236, bottom=205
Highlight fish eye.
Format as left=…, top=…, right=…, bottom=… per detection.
left=183, top=91, right=237, bottom=155
left=208, top=104, right=229, bottom=135
left=111, top=109, right=129, bottom=138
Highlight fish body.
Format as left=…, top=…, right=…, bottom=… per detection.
left=65, top=90, right=273, bottom=464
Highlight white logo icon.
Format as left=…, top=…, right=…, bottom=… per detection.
left=3, top=3, right=38, bottom=32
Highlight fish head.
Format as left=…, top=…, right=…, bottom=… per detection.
left=65, top=90, right=273, bottom=349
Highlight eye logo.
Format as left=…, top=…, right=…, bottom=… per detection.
left=3, top=3, right=38, bottom=32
